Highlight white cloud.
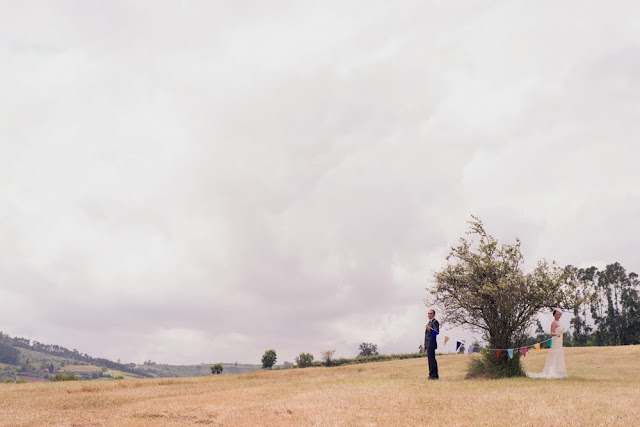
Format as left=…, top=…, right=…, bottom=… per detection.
left=1, top=0, right=639, bottom=364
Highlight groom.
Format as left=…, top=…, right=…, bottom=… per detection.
left=423, top=309, right=439, bottom=380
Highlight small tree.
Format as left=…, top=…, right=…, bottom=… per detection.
left=358, top=343, right=378, bottom=357
left=295, top=352, right=314, bottom=368
left=429, top=217, right=586, bottom=378
left=211, top=363, right=223, bottom=375
left=320, top=349, right=335, bottom=367
left=261, top=349, right=277, bottom=369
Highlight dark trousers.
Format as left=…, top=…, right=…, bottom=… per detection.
left=427, top=347, right=438, bottom=378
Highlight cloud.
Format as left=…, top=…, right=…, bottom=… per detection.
left=1, top=0, right=639, bottom=364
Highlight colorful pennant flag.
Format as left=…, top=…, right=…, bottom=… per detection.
left=433, top=332, right=554, bottom=358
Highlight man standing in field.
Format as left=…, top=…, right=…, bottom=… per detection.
left=423, top=309, right=439, bottom=380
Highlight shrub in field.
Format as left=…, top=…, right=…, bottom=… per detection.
left=467, top=352, right=525, bottom=379
left=51, top=374, right=79, bottom=382
left=261, top=349, right=277, bottom=369
left=320, top=349, right=335, bottom=367
left=295, top=353, right=314, bottom=368
left=358, top=343, right=378, bottom=356
left=114, top=375, right=124, bottom=380
left=211, top=363, right=223, bottom=375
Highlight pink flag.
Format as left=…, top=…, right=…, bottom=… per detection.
left=521, top=347, right=527, bottom=357
left=444, top=336, right=450, bottom=346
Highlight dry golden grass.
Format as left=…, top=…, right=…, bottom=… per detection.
left=1, top=346, right=639, bottom=426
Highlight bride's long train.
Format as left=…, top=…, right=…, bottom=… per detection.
left=526, top=326, right=567, bottom=379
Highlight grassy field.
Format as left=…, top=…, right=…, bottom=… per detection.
left=1, top=345, right=638, bottom=426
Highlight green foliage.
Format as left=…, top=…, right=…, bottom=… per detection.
left=320, top=349, right=335, bottom=367
left=0, top=332, right=153, bottom=378
left=114, top=375, right=124, bottom=380
left=586, top=264, right=640, bottom=346
left=466, top=352, right=525, bottom=379
left=0, top=343, right=19, bottom=364
left=51, top=374, right=79, bottom=382
left=430, top=217, right=587, bottom=377
left=261, top=349, right=277, bottom=369
left=295, top=353, right=314, bottom=368
left=358, top=343, right=378, bottom=357
left=314, top=352, right=428, bottom=368
left=211, top=363, right=223, bottom=375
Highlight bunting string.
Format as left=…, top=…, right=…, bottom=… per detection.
left=428, top=329, right=554, bottom=358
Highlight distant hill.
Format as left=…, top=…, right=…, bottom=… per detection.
left=0, top=331, right=260, bottom=382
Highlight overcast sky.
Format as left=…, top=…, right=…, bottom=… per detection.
left=1, top=1, right=639, bottom=365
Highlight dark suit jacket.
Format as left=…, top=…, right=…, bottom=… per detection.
left=424, top=318, right=439, bottom=350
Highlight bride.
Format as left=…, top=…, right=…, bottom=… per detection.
left=526, top=309, right=568, bottom=379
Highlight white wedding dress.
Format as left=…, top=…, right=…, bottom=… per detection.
left=526, top=326, right=568, bottom=379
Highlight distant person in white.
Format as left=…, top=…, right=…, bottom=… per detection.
left=526, top=309, right=568, bottom=379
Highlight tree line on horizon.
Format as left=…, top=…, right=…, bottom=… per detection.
left=515, top=262, right=639, bottom=348
left=565, top=262, right=639, bottom=347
